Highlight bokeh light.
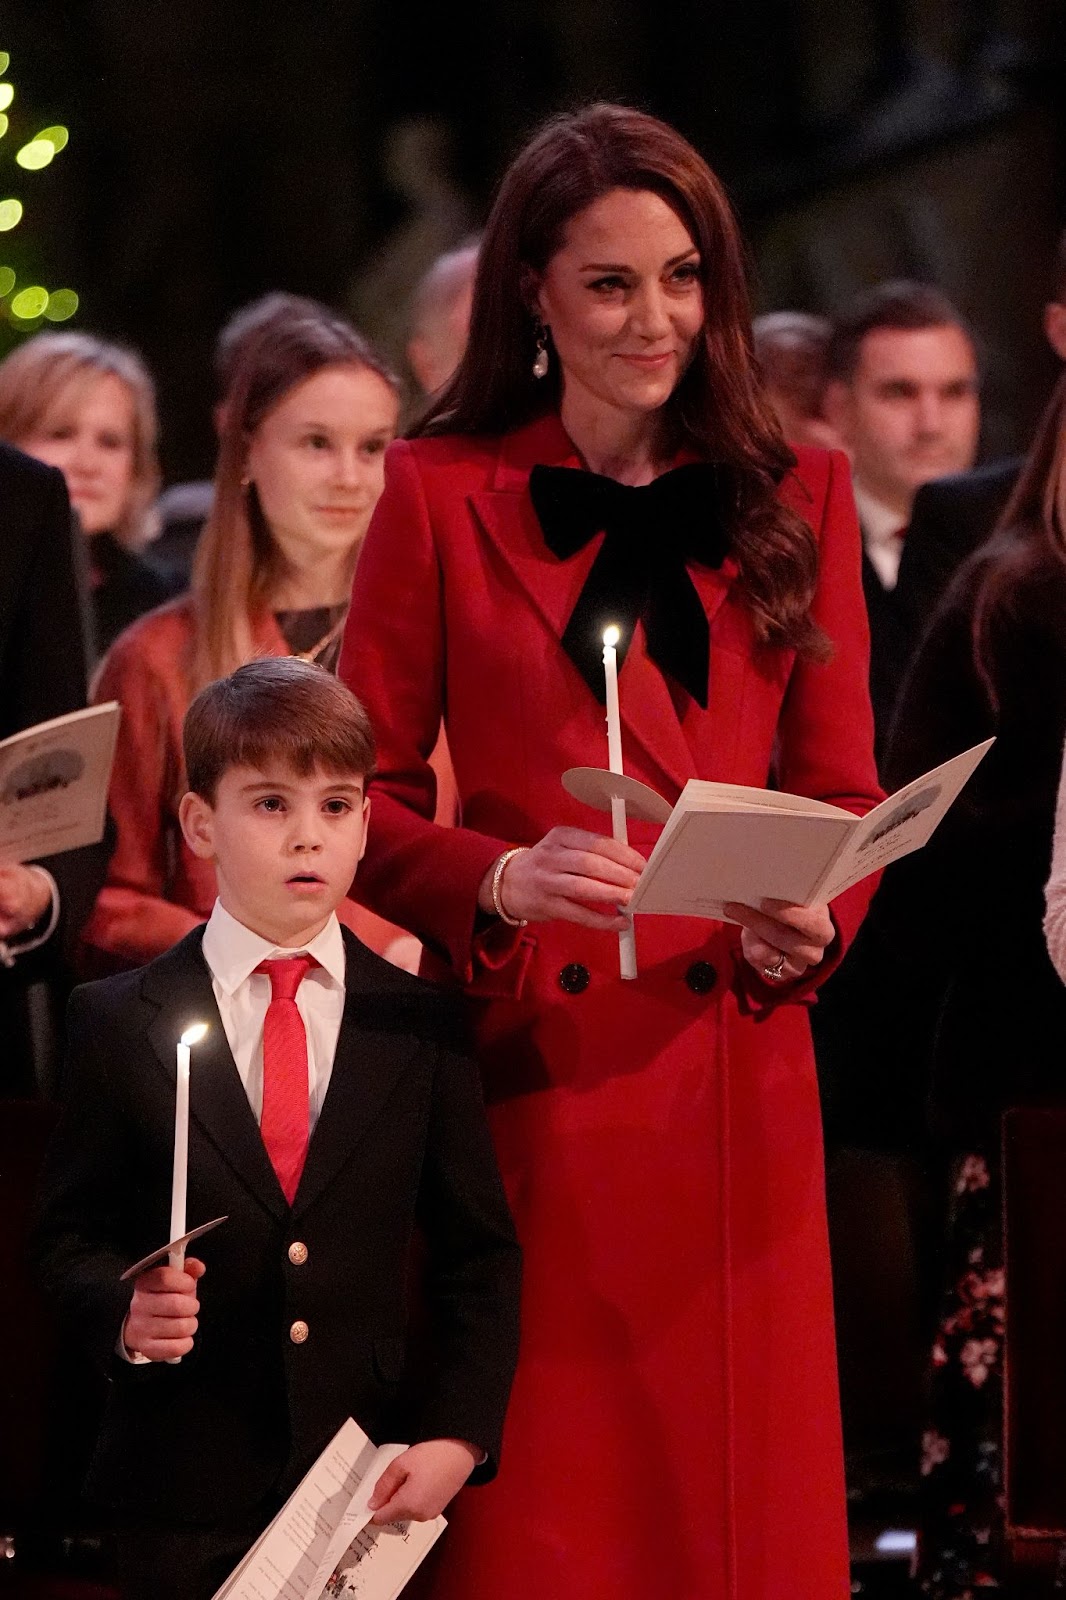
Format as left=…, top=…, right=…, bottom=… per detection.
left=0, top=198, right=23, bottom=231
left=10, top=285, right=49, bottom=319
left=0, top=267, right=15, bottom=298
left=37, top=125, right=69, bottom=152
left=44, top=288, right=78, bottom=322
left=0, top=84, right=14, bottom=113
left=16, top=139, right=55, bottom=171
left=0, top=53, right=10, bottom=75
left=0, top=116, right=8, bottom=140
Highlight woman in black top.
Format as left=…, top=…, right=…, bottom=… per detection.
left=0, top=330, right=175, bottom=653
left=878, top=370, right=1066, bottom=1595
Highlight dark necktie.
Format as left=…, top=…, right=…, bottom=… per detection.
left=528, top=461, right=730, bottom=708
left=256, top=955, right=317, bottom=1204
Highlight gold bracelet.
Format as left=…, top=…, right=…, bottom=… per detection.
left=491, top=848, right=530, bottom=927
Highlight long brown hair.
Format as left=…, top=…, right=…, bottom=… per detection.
left=417, top=103, right=826, bottom=658
left=191, top=301, right=398, bottom=690
left=970, top=370, right=1066, bottom=704
left=0, top=330, right=160, bottom=547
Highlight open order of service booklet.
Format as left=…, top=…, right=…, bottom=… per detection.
left=0, top=702, right=120, bottom=864
left=563, top=738, right=993, bottom=922
left=211, top=1418, right=445, bottom=1600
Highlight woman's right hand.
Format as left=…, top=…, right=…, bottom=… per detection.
left=478, top=828, right=644, bottom=930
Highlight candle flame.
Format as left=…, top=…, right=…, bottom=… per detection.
left=181, top=1023, right=209, bottom=1047
left=602, top=624, right=621, bottom=648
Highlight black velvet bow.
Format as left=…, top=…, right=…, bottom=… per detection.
left=528, top=461, right=730, bottom=708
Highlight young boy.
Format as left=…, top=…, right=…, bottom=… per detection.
left=34, top=657, right=522, bottom=1600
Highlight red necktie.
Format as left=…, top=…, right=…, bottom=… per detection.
left=256, top=955, right=317, bottom=1204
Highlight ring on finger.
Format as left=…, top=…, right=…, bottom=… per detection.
left=762, top=952, right=788, bottom=983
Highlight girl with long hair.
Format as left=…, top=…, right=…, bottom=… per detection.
left=340, top=104, right=882, bottom=1598
left=0, top=330, right=173, bottom=650
left=80, top=299, right=424, bottom=971
left=878, top=371, right=1066, bottom=1595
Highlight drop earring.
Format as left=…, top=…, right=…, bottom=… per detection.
left=532, top=320, right=549, bottom=380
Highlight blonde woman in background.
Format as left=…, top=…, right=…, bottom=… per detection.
left=0, top=331, right=174, bottom=651
left=80, top=297, right=447, bottom=974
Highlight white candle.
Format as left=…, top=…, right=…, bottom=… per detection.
left=602, top=626, right=624, bottom=775
left=169, top=1024, right=208, bottom=1269
left=602, top=627, right=637, bottom=981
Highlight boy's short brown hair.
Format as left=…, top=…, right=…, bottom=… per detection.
left=184, top=657, right=376, bottom=802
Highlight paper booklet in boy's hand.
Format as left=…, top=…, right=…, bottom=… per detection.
left=0, top=702, right=120, bottom=864
left=211, top=1418, right=445, bottom=1600
left=563, top=739, right=993, bottom=921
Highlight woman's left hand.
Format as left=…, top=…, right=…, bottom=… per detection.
left=722, top=897, right=835, bottom=985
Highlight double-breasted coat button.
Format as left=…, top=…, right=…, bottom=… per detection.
left=288, top=1241, right=308, bottom=1266
left=558, top=963, right=591, bottom=995
left=289, top=1319, right=309, bottom=1344
left=685, top=960, right=718, bottom=995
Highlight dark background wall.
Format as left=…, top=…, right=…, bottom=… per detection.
left=1, top=0, right=1062, bottom=478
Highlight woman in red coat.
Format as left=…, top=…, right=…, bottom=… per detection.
left=340, top=105, right=881, bottom=1600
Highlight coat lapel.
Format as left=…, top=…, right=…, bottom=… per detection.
left=469, top=413, right=736, bottom=799
left=142, top=930, right=289, bottom=1222
left=292, top=931, right=419, bottom=1217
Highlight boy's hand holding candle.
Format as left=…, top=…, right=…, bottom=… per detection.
left=122, top=1256, right=206, bottom=1362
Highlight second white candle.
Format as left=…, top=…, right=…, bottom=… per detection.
left=602, top=627, right=637, bottom=981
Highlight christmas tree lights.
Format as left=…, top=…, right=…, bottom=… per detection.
left=0, top=49, right=79, bottom=344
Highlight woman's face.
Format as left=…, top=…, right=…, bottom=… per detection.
left=21, top=371, right=137, bottom=536
left=533, top=187, right=705, bottom=422
left=246, top=363, right=398, bottom=570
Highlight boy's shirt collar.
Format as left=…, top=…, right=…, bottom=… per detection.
left=202, top=899, right=346, bottom=998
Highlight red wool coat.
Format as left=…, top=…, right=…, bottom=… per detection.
left=339, top=413, right=882, bottom=1600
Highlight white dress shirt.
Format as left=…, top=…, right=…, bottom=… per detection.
left=853, top=481, right=908, bottom=591
left=201, top=899, right=347, bottom=1134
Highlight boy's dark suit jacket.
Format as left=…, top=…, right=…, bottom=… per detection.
left=33, top=925, right=522, bottom=1526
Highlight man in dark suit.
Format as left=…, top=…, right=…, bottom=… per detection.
left=823, top=281, right=980, bottom=756
left=0, top=441, right=105, bottom=1095
left=893, top=234, right=1066, bottom=664
left=33, top=658, right=521, bottom=1600
left=815, top=284, right=980, bottom=1505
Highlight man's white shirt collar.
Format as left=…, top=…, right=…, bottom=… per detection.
left=201, top=899, right=346, bottom=996
left=852, top=481, right=908, bottom=590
